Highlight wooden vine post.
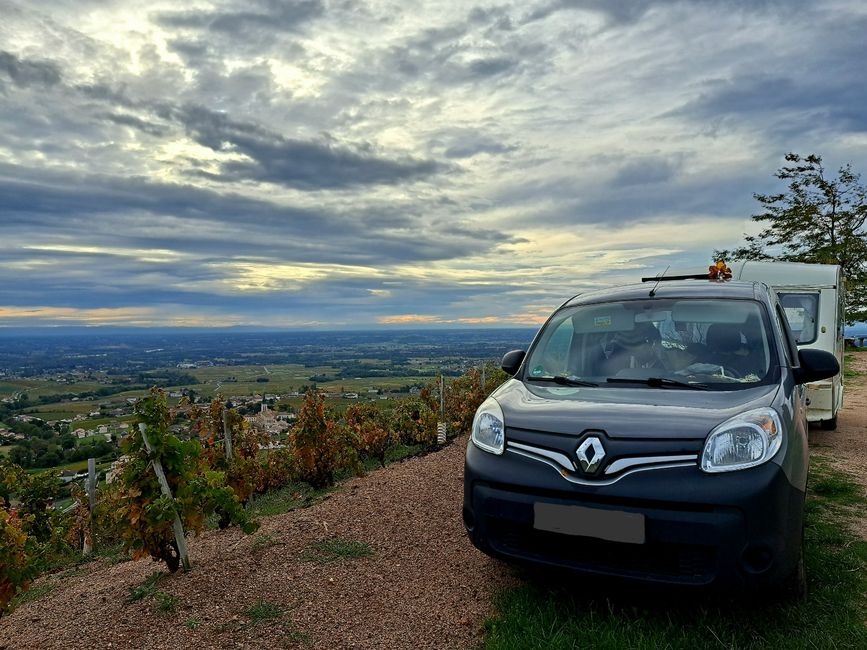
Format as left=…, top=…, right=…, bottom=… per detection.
left=437, top=374, right=447, bottom=444
left=82, top=457, right=96, bottom=555
left=222, top=407, right=232, bottom=462
left=137, top=423, right=191, bottom=572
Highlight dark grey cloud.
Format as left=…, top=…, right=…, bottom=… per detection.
left=350, top=7, right=547, bottom=94
left=166, top=39, right=214, bottom=65
left=465, top=56, right=518, bottom=79
left=437, top=130, right=519, bottom=159
left=174, top=105, right=444, bottom=189
left=0, top=163, right=513, bottom=266
left=672, top=70, right=867, bottom=136
left=0, top=53, right=444, bottom=191
left=525, top=0, right=648, bottom=25
left=523, top=0, right=803, bottom=26
left=154, top=0, right=325, bottom=35
left=101, top=112, right=168, bottom=137
left=609, top=156, right=681, bottom=187
left=0, top=50, right=62, bottom=87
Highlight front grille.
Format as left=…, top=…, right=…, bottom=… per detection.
left=488, top=518, right=716, bottom=582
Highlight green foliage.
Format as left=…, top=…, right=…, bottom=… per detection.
left=0, top=508, right=39, bottom=616
left=346, top=402, right=395, bottom=467
left=389, top=398, right=438, bottom=447
left=716, top=153, right=867, bottom=322
left=107, top=389, right=257, bottom=572
left=443, top=363, right=509, bottom=436
left=290, top=391, right=360, bottom=489
left=0, top=458, right=72, bottom=608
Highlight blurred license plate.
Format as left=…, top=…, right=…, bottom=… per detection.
left=534, top=503, right=645, bottom=544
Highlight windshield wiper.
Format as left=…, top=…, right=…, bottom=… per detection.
left=526, top=375, right=598, bottom=387
left=605, top=377, right=708, bottom=390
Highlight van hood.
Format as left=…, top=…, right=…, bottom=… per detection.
left=492, top=379, right=780, bottom=440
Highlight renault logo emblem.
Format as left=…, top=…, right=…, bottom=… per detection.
left=576, top=436, right=606, bottom=473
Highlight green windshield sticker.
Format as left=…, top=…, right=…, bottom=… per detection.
left=531, top=365, right=544, bottom=376
left=594, top=316, right=612, bottom=327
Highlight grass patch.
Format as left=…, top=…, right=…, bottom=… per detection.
left=153, top=591, right=179, bottom=615
left=247, top=482, right=333, bottom=518
left=58, top=567, right=90, bottom=579
left=284, top=629, right=313, bottom=646
left=843, top=353, right=862, bottom=379
left=482, top=460, right=867, bottom=649
left=385, top=442, right=426, bottom=464
left=128, top=571, right=166, bottom=602
left=243, top=599, right=283, bottom=624
left=33, top=541, right=128, bottom=578
left=251, top=532, right=279, bottom=551
left=185, top=618, right=201, bottom=630
left=9, top=581, right=56, bottom=609
left=301, top=537, right=374, bottom=564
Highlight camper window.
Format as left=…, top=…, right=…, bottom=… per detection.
left=778, top=292, right=819, bottom=344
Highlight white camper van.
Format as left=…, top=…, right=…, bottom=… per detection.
left=732, top=261, right=844, bottom=429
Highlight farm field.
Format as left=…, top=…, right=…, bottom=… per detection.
left=181, top=363, right=437, bottom=397
left=4, top=365, right=435, bottom=427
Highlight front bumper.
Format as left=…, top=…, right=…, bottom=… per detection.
left=464, top=442, right=804, bottom=589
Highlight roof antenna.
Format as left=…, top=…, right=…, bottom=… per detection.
left=649, top=265, right=669, bottom=297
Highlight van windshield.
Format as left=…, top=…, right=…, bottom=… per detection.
left=524, top=298, right=777, bottom=390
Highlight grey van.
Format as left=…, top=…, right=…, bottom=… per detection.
left=463, top=279, right=839, bottom=595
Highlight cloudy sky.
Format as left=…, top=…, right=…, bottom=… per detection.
left=1, top=0, right=865, bottom=328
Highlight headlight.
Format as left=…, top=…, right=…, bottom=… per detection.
left=701, top=407, right=783, bottom=473
left=472, top=397, right=505, bottom=455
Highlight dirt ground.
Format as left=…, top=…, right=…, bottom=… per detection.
left=2, top=354, right=865, bottom=649
left=0, top=439, right=517, bottom=650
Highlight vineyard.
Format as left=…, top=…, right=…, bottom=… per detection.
left=0, top=363, right=508, bottom=615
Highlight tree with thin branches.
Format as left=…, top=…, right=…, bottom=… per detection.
left=716, top=153, right=867, bottom=322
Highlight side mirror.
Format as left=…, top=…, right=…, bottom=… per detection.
left=793, top=348, right=839, bottom=385
left=501, top=350, right=526, bottom=376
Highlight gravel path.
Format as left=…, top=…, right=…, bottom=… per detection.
left=0, top=437, right=517, bottom=649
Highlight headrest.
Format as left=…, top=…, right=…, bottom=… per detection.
left=617, top=321, right=660, bottom=346
left=705, top=323, right=742, bottom=353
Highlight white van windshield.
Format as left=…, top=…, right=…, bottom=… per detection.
left=525, top=298, right=777, bottom=389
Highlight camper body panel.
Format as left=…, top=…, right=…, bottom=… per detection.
left=733, top=261, right=843, bottom=427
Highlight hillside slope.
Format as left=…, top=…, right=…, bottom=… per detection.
left=0, top=437, right=516, bottom=649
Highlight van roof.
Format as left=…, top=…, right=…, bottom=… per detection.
left=641, top=260, right=840, bottom=288
left=564, top=280, right=766, bottom=307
